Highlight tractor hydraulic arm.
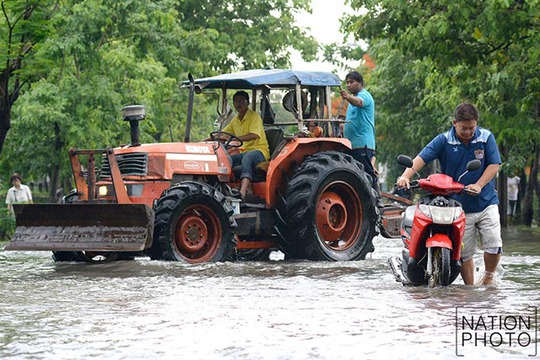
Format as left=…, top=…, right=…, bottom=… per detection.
left=68, top=147, right=131, bottom=203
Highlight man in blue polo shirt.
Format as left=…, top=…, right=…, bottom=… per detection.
left=396, top=103, right=502, bottom=286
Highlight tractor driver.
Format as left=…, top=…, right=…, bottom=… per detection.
left=221, top=91, right=270, bottom=201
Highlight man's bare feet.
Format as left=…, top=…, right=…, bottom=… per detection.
left=481, top=271, right=496, bottom=286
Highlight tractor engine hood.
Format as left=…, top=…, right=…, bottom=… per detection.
left=111, top=142, right=228, bottom=180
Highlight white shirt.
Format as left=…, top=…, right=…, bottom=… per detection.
left=507, top=176, right=520, bottom=201
left=5, top=184, right=33, bottom=205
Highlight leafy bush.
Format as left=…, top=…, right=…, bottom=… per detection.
left=0, top=213, right=15, bottom=241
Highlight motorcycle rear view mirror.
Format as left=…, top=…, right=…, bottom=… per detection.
left=397, top=154, right=413, bottom=168
left=396, top=154, right=422, bottom=185
left=458, top=159, right=482, bottom=182
left=466, top=159, right=482, bottom=172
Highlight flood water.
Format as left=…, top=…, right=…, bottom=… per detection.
left=0, top=227, right=538, bottom=360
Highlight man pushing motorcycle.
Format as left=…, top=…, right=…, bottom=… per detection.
left=396, top=102, right=502, bottom=286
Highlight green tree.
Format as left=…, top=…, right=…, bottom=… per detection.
left=1, top=0, right=319, bottom=200
left=341, top=0, right=540, bottom=224
left=177, top=0, right=317, bottom=71
left=0, top=1, right=55, bottom=155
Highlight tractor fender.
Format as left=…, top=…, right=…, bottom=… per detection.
left=265, top=137, right=352, bottom=208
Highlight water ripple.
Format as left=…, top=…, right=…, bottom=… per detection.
left=0, top=230, right=538, bottom=359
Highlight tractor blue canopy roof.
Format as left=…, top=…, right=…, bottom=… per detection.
left=189, top=69, right=341, bottom=89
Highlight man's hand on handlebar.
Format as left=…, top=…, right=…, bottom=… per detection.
left=464, top=184, right=481, bottom=196
left=396, top=176, right=411, bottom=189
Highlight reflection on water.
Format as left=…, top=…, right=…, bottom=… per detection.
left=0, top=227, right=538, bottom=359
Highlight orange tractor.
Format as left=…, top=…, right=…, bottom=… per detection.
left=7, top=70, right=406, bottom=263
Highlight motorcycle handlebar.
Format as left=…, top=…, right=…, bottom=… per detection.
left=394, top=180, right=419, bottom=192
left=462, top=187, right=480, bottom=196
left=395, top=177, right=479, bottom=196
left=409, top=180, right=419, bottom=188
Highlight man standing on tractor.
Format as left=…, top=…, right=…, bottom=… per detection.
left=222, top=91, right=270, bottom=201
left=340, top=71, right=381, bottom=206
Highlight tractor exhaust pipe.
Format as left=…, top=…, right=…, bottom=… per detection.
left=122, top=105, right=146, bottom=146
left=184, top=73, right=195, bottom=143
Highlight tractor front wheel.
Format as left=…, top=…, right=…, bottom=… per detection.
left=149, top=182, right=236, bottom=263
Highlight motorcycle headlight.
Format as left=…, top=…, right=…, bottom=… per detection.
left=418, top=204, right=431, bottom=218
left=418, top=205, right=463, bottom=224
left=452, top=207, right=463, bottom=220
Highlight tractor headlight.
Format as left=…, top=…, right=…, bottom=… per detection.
left=127, top=184, right=143, bottom=197
left=97, top=184, right=142, bottom=198
left=98, top=185, right=109, bottom=196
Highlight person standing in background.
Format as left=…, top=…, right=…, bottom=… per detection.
left=5, top=173, right=33, bottom=216
left=507, top=175, right=520, bottom=218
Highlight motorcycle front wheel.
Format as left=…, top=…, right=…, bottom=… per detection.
left=429, top=247, right=451, bottom=287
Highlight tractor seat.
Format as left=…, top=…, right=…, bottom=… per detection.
left=255, top=127, right=286, bottom=173
left=231, top=128, right=287, bottom=181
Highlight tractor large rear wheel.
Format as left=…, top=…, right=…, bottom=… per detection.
left=148, top=182, right=236, bottom=263
left=281, top=151, right=378, bottom=261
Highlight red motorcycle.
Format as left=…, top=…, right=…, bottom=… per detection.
left=389, top=155, right=481, bottom=287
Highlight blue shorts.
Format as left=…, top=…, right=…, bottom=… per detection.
left=230, top=150, right=266, bottom=180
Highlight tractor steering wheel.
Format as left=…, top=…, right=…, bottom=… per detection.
left=209, top=131, right=244, bottom=149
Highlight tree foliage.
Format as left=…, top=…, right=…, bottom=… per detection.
left=0, top=0, right=318, bottom=200
left=341, top=0, right=540, bottom=221
left=0, top=1, right=56, bottom=154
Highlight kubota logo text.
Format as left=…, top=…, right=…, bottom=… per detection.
left=186, top=145, right=211, bottom=154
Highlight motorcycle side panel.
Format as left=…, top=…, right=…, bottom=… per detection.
left=408, top=211, right=431, bottom=258
left=406, top=256, right=427, bottom=286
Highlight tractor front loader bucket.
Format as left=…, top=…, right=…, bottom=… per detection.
left=378, top=192, right=413, bottom=239
left=379, top=205, right=405, bottom=239
left=5, top=203, right=154, bottom=252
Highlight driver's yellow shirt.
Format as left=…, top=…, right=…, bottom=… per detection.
left=223, top=109, right=270, bottom=160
